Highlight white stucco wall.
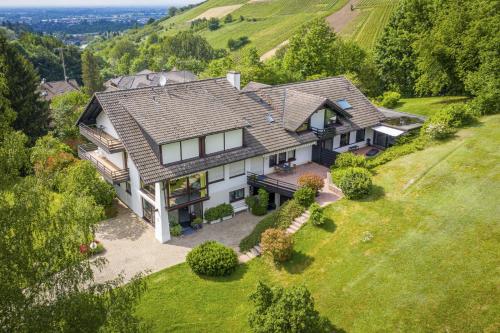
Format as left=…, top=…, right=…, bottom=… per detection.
left=333, top=128, right=375, bottom=153
left=310, top=109, right=325, bottom=129
left=263, top=145, right=312, bottom=175
left=96, top=111, right=119, bottom=138
left=114, top=156, right=143, bottom=218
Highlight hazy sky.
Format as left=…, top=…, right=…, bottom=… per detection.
left=0, top=0, right=201, bottom=7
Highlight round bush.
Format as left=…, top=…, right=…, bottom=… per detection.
left=309, top=203, right=325, bottom=226
left=261, top=228, right=293, bottom=262
left=186, top=241, right=238, bottom=276
left=332, top=167, right=372, bottom=199
left=297, top=173, right=324, bottom=193
left=332, top=152, right=367, bottom=170
left=293, top=186, right=316, bottom=208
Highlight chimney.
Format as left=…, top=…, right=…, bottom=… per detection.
left=226, top=71, right=241, bottom=90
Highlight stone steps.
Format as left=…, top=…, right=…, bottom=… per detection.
left=238, top=208, right=316, bottom=263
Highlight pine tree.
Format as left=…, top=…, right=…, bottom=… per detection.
left=0, top=34, right=49, bottom=142
left=81, top=49, right=103, bottom=95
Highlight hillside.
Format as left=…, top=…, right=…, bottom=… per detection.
left=92, top=0, right=383, bottom=59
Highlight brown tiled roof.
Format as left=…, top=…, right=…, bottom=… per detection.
left=241, top=81, right=271, bottom=92
left=40, top=79, right=79, bottom=101
left=255, top=76, right=385, bottom=134
left=78, top=76, right=382, bottom=184
left=282, top=89, right=328, bottom=131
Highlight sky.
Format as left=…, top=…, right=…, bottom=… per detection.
left=0, top=0, right=201, bottom=7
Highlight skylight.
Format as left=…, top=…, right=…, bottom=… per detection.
left=265, top=113, right=274, bottom=124
left=336, top=99, right=352, bottom=110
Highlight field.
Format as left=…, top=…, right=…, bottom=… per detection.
left=396, top=96, right=470, bottom=117
left=340, top=0, right=398, bottom=49
left=135, top=111, right=500, bottom=332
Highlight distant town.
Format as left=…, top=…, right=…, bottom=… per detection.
left=0, top=7, right=168, bottom=45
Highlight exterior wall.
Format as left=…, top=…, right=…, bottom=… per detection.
left=333, top=128, right=375, bottom=153
left=96, top=111, right=119, bottom=138
left=310, top=109, right=325, bottom=129
left=114, top=156, right=143, bottom=216
left=262, top=145, right=312, bottom=175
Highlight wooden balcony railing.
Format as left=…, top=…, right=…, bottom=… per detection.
left=247, top=172, right=298, bottom=198
left=78, top=143, right=129, bottom=184
left=79, top=123, right=124, bottom=153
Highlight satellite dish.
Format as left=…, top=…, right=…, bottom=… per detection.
left=159, top=75, right=167, bottom=87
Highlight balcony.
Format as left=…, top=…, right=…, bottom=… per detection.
left=247, top=172, right=298, bottom=198
left=79, top=123, right=125, bottom=153
left=311, top=126, right=336, bottom=139
left=78, top=143, right=129, bottom=184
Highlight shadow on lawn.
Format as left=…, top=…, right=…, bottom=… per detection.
left=283, top=250, right=315, bottom=274
left=358, top=185, right=385, bottom=202
left=198, top=263, right=249, bottom=282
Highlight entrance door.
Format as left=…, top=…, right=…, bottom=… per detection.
left=142, top=198, right=155, bottom=225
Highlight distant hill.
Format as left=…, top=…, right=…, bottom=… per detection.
left=92, top=0, right=354, bottom=57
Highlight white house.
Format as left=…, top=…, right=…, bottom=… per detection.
left=77, top=73, right=392, bottom=243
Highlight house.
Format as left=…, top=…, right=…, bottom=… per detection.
left=76, top=72, right=399, bottom=243
left=103, top=69, right=198, bottom=92
left=40, top=78, right=80, bottom=101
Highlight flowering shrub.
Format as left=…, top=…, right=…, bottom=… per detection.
left=297, top=173, right=324, bottom=193
left=261, top=228, right=293, bottom=262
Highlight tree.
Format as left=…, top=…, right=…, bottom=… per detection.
left=208, top=18, right=220, bottom=31
left=248, top=282, right=332, bottom=333
left=50, top=90, right=89, bottom=139
left=0, top=34, right=49, bottom=142
left=224, top=14, right=233, bottom=24
left=162, top=31, right=215, bottom=61
left=168, top=6, right=178, bottom=18
left=58, top=160, right=115, bottom=207
left=0, top=178, right=147, bottom=332
left=81, top=49, right=103, bottom=95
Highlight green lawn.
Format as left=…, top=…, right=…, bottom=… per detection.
left=136, top=115, right=500, bottom=332
left=396, top=96, right=469, bottom=117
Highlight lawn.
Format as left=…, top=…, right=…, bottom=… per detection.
left=396, top=96, right=469, bottom=117
left=136, top=115, right=500, bottom=332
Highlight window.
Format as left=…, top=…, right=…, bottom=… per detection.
left=324, top=107, right=336, bottom=125
left=356, top=129, right=365, bottom=142
left=208, top=165, right=224, bottom=183
left=340, top=133, right=350, bottom=147
left=296, top=122, right=309, bottom=132
left=288, top=149, right=296, bottom=161
left=161, top=142, right=181, bottom=164
left=269, top=154, right=277, bottom=167
left=167, top=172, right=208, bottom=208
left=205, top=133, right=224, bottom=154
left=125, top=181, right=131, bottom=194
left=229, top=160, right=245, bottom=178
left=142, top=198, right=154, bottom=224
left=278, top=152, right=287, bottom=164
left=229, top=188, right=245, bottom=203
left=336, top=99, right=352, bottom=110
left=224, top=129, right=243, bottom=150
left=140, top=179, right=155, bottom=198
left=181, top=138, right=199, bottom=160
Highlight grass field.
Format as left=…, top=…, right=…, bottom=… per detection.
left=396, top=96, right=469, bottom=117
left=135, top=114, right=500, bottom=332
left=340, top=0, right=398, bottom=49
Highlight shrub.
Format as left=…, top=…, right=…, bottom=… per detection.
left=260, top=228, right=293, bottom=262
left=224, top=14, right=233, bottom=23
left=297, top=173, right=324, bottom=193
left=377, top=91, right=401, bottom=108
left=170, top=224, right=182, bottom=236
left=332, top=167, right=372, bottom=199
left=293, top=186, right=315, bottom=208
left=276, top=199, right=305, bottom=229
left=204, top=206, right=220, bottom=222
left=332, top=152, right=367, bottom=170
left=421, top=116, right=456, bottom=140
left=251, top=204, right=268, bottom=216
left=191, top=217, right=203, bottom=229
left=208, top=17, right=220, bottom=30
left=219, top=203, right=234, bottom=217
left=309, top=203, right=325, bottom=226
left=186, top=241, right=238, bottom=276
left=239, top=212, right=278, bottom=251
left=249, top=282, right=333, bottom=333
left=257, top=188, right=269, bottom=209
left=245, top=195, right=258, bottom=209
left=366, top=135, right=427, bottom=168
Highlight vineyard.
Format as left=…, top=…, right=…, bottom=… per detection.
left=340, top=0, right=399, bottom=49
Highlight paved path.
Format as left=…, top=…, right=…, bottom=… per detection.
left=93, top=202, right=260, bottom=283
